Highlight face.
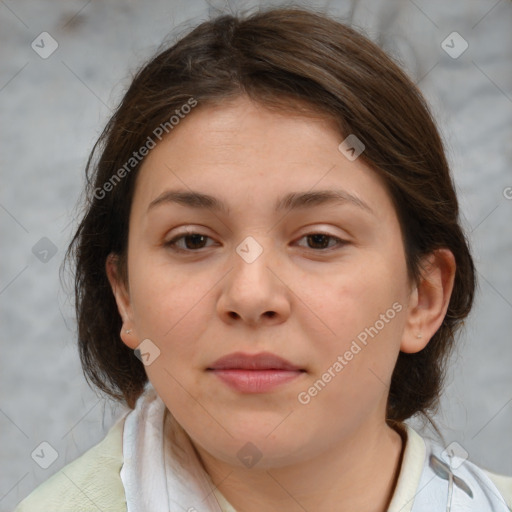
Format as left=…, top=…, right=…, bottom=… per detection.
left=109, top=95, right=426, bottom=469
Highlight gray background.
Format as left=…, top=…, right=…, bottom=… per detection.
left=1, top=0, right=511, bottom=510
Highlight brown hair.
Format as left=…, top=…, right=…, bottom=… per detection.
left=65, top=6, right=475, bottom=422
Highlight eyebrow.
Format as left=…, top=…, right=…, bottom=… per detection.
left=147, top=188, right=375, bottom=216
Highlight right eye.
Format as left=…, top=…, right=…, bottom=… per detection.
left=164, top=232, right=217, bottom=253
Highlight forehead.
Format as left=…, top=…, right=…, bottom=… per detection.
left=131, top=95, right=393, bottom=218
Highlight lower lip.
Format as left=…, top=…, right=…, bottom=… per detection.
left=208, top=369, right=304, bottom=393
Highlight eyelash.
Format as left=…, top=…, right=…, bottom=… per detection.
left=164, top=231, right=347, bottom=253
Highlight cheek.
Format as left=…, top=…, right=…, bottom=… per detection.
left=302, top=252, right=408, bottom=373
left=297, top=274, right=406, bottom=418
left=127, top=262, right=214, bottom=402
left=127, top=257, right=224, bottom=388
left=321, top=258, right=405, bottom=322
left=128, top=251, right=202, bottom=333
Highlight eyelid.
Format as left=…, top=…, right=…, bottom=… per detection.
left=164, top=228, right=349, bottom=253
left=164, top=229, right=216, bottom=248
left=294, top=231, right=347, bottom=250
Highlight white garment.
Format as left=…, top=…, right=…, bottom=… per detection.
left=120, top=382, right=228, bottom=512
left=410, top=438, right=510, bottom=512
left=121, top=382, right=510, bottom=512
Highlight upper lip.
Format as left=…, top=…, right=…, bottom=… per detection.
left=207, top=351, right=304, bottom=371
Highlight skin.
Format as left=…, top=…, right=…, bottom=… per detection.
left=107, top=95, right=455, bottom=512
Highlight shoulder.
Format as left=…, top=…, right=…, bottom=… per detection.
left=390, top=425, right=512, bottom=512
left=422, top=432, right=512, bottom=512
left=483, top=469, right=512, bottom=511
left=14, top=416, right=127, bottom=512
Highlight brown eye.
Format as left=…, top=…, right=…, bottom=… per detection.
left=296, top=233, right=346, bottom=251
left=165, top=232, right=214, bottom=252
left=165, top=231, right=346, bottom=253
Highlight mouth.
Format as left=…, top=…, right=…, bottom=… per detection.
left=206, top=352, right=306, bottom=393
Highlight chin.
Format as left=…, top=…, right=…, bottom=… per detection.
left=222, top=425, right=313, bottom=462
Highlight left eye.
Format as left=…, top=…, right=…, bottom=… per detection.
left=165, top=232, right=215, bottom=251
left=296, top=233, right=345, bottom=250
left=165, top=232, right=345, bottom=252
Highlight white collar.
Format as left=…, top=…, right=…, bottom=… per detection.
left=120, top=383, right=224, bottom=511
left=388, top=424, right=426, bottom=512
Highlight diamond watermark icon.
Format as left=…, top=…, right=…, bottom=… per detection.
left=441, top=441, right=469, bottom=470
left=134, top=338, right=161, bottom=366
left=31, top=441, right=59, bottom=469
left=236, top=236, right=263, bottom=264
left=338, top=134, right=365, bottom=161
left=32, top=237, right=58, bottom=263
left=31, top=32, right=59, bottom=59
left=441, top=32, right=468, bottom=59
left=237, top=442, right=263, bottom=468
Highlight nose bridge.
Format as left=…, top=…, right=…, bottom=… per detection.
left=235, top=234, right=268, bottom=266
left=230, top=234, right=275, bottom=291
left=219, top=233, right=290, bottom=324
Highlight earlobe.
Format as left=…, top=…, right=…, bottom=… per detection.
left=400, top=249, right=456, bottom=354
left=105, top=253, right=139, bottom=349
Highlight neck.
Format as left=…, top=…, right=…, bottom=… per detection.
left=195, top=420, right=406, bottom=512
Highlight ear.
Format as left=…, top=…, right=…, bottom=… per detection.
left=105, top=253, right=139, bottom=350
left=400, top=248, right=456, bottom=353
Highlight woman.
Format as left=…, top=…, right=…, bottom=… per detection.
left=15, top=6, right=512, bottom=512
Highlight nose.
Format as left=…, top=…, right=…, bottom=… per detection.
left=217, top=237, right=291, bottom=327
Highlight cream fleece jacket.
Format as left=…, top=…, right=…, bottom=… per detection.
left=14, top=417, right=512, bottom=512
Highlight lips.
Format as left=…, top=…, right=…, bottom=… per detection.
left=207, top=352, right=306, bottom=393
left=207, top=351, right=303, bottom=371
